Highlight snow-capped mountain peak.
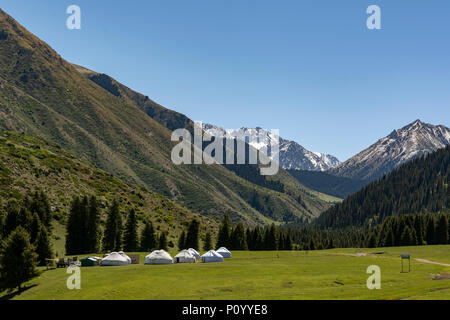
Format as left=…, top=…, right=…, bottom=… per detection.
left=329, top=119, right=450, bottom=181
left=201, top=123, right=340, bottom=171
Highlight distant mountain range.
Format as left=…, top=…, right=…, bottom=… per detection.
left=202, top=123, right=340, bottom=171
left=288, top=120, right=450, bottom=198
left=329, top=120, right=450, bottom=181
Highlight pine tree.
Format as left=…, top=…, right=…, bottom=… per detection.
left=436, top=214, right=449, bottom=244
left=4, top=199, right=20, bottom=237
left=253, top=227, right=263, bottom=251
left=400, top=226, right=413, bottom=246
left=80, top=196, right=89, bottom=252
left=35, top=225, right=53, bottom=266
left=86, top=196, right=101, bottom=253
left=367, top=233, right=377, bottom=248
left=245, top=228, right=253, bottom=250
left=284, top=234, right=292, bottom=251
left=203, top=232, right=213, bottom=251
left=140, top=220, right=157, bottom=251
left=263, top=225, right=278, bottom=250
left=115, top=208, right=123, bottom=251
left=0, top=227, right=39, bottom=292
left=29, top=212, right=41, bottom=244
left=308, top=238, right=316, bottom=250
left=159, top=231, right=168, bottom=251
left=17, top=207, right=33, bottom=233
left=185, top=219, right=200, bottom=250
left=425, top=217, right=436, bottom=245
left=26, top=191, right=52, bottom=231
left=0, top=211, right=4, bottom=240
left=216, top=214, right=231, bottom=248
left=178, top=231, right=186, bottom=250
left=124, top=208, right=139, bottom=252
left=65, top=197, right=85, bottom=255
left=414, top=215, right=425, bottom=245
left=103, top=200, right=122, bottom=252
left=230, top=223, right=247, bottom=250
left=327, top=237, right=334, bottom=249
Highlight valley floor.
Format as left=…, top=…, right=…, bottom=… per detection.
left=3, top=246, right=450, bottom=300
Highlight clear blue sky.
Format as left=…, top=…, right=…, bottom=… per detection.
left=2, top=1, right=450, bottom=161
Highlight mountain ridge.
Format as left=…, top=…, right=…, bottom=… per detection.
left=329, top=119, right=450, bottom=182
left=202, top=123, right=340, bottom=171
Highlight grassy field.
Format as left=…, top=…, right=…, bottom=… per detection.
left=3, top=246, right=450, bottom=300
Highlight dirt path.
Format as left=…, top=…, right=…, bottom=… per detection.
left=414, top=258, right=450, bottom=267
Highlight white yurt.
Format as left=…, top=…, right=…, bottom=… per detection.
left=118, top=251, right=132, bottom=264
left=174, top=250, right=196, bottom=263
left=145, top=250, right=173, bottom=265
left=201, top=250, right=224, bottom=263
left=216, top=247, right=232, bottom=258
left=188, top=248, right=200, bottom=259
left=101, top=252, right=129, bottom=266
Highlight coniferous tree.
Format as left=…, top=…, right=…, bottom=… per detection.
left=0, top=227, right=39, bottom=292
left=185, top=219, right=200, bottom=250
left=400, top=226, right=413, bottom=246
left=178, top=230, right=186, bottom=250
left=216, top=214, right=231, bottom=248
left=159, top=231, right=168, bottom=251
left=0, top=211, right=4, bottom=240
left=263, top=224, right=278, bottom=250
left=245, top=228, right=253, bottom=250
left=86, top=196, right=102, bottom=253
left=203, top=232, right=213, bottom=251
left=308, top=238, right=316, bottom=250
left=35, top=225, right=53, bottom=266
left=414, top=215, right=425, bottom=245
left=103, top=199, right=122, bottom=252
left=115, top=207, right=123, bottom=251
left=425, top=217, right=436, bottom=245
left=29, top=212, right=41, bottom=244
left=253, top=227, right=263, bottom=251
left=4, top=200, right=20, bottom=237
left=65, top=197, right=85, bottom=255
left=367, top=233, right=377, bottom=248
left=124, top=208, right=139, bottom=252
left=140, top=220, right=157, bottom=251
left=17, top=207, right=33, bottom=234
left=436, top=214, right=449, bottom=244
left=25, top=191, right=52, bottom=231
left=230, top=222, right=247, bottom=250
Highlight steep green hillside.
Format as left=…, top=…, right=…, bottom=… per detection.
left=0, top=9, right=330, bottom=225
left=77, top=65, right=334, bottom=220
left=0, top=130, right=218, bottom=255
left=316, top=146, right=450, bottom=229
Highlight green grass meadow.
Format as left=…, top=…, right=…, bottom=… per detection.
left=4, top=246, right=450, bottom=300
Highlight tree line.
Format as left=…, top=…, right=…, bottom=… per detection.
left=65, top=196, right=170, bottom=255
left=282, top=211, right=450, bottom=250
left=212, top=215, right=293, bottom=251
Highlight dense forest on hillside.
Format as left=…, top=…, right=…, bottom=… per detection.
left=315, top=146, right=449, bottom=229
left=282, top=212, right=450, bottom=249
left=287, top=169, right=367, bottom=198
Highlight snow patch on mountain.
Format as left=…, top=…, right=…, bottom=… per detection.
left=202, top=123, right=340, bottom=171
left=329, top=120, right=450, bottom=181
